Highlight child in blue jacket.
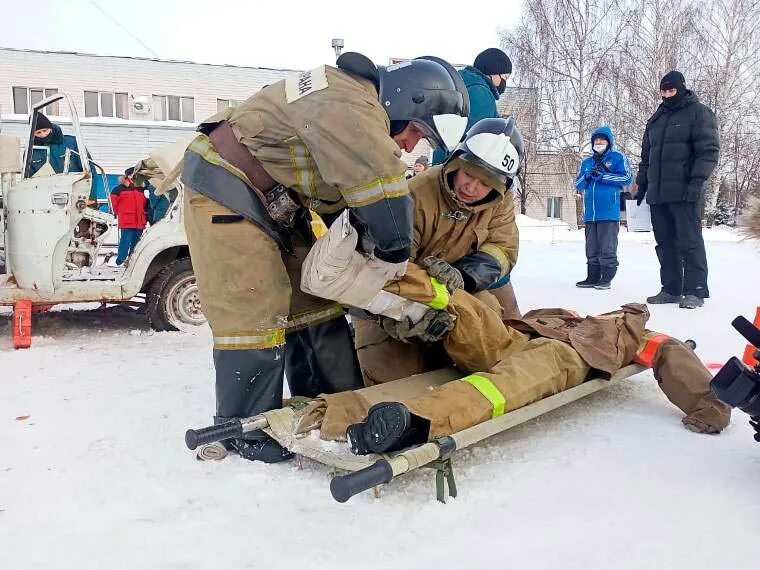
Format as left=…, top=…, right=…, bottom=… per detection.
left=574, top=126, right=632, bottom=289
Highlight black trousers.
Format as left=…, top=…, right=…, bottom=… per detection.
left=284, top=317, right=363, bottom=398
left=585, top=221, right=619, bottom=269
left=650, top=201, right=709, bottom=298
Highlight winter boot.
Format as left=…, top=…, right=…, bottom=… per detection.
left=646, top=289, right=683, bottom=304
left=679, top=294, right=705, bottom=309
left=230, top=431, right=293, bottom=463
left=576, top=264, right=601, bottom=288
left=594, top=266, right=618, bottom=290
left=346, top=402, right=429, bottom=455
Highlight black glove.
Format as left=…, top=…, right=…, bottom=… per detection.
left=636, top=185, right=647, bottom=206
left=422, top=256, right=464, bottom=293
left=380, top=309, right=456, bottom=344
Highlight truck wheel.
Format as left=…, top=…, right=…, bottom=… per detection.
left=147, top=257, right=206, bottom=332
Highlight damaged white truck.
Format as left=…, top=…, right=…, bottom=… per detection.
left=0, top=93, right=203, bottom=331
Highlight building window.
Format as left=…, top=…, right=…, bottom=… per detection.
left=84, top=91, right=128, bottom=119
left=12, top=86, right=59, bottom=115
left=152, top=95, right=194, bottom=122
left=547, top=197, right=562, bottom=219
left=217, top=98, right=243, bottom=112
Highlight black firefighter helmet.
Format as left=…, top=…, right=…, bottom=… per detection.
left=337, top=52, right=469, bottom=152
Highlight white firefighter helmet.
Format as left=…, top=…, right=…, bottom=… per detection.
left=450, top=117, right=524, bottom=185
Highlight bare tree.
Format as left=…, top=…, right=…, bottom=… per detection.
left=499, top=0, right=760, bottom=225
left=503, top=0, right=633, bottom=153
left=690, top=0, right=760, bottom=224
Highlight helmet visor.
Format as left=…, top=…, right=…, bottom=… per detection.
left=413, top=114, right=468, bottom=151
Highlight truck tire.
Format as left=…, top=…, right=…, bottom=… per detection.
left=146, top=257, right=206, bottom=332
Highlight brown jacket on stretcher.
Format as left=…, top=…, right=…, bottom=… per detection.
left=300, top=221, right=731, bottom=442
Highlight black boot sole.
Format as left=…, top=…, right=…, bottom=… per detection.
left=576, top=282, right=599, bottom=288
left=347, top=402, right=412, bottom=456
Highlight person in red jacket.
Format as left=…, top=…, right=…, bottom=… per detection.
left=110, top=167, right=148, bottom=265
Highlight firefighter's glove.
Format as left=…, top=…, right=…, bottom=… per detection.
left=380, top=309, right=455, bottom=344
left=422, top=256, right=464, bottom=293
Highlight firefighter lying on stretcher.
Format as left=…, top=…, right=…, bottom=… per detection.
left=298, top=122, right=731, bottom=457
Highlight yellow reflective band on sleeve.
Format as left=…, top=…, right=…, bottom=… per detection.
left=462, top=374, right=506, bottom=418
left=426, top=278, right=450, bottom=310
left=480, top=243, right=510, bottom=276
left=342, top=175, right=409, bottom=208
left=287, top=137, right=318, bottom=198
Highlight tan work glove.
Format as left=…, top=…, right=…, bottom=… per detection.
left=380, top=309, right=456, bottom=344
left=422, top=256, right=464, bottom=293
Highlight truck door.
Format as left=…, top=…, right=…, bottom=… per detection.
left=5, top=94, right=93, bottom=293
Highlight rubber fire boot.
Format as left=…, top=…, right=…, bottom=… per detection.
left=214, top=348, right=293, bottom=463
left=594, top=266, right=618, bottom=290
left=576, top=264, right=601, bottom=288
left=346, top=402, right=429, bottom=455
left=646, top=289, right=683, bottom=304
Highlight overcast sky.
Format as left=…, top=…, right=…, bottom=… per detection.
left=2, top=0, right=522, bottom=70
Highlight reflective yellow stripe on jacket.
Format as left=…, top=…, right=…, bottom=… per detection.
left=462, top=374, right=506, bottom=418
left=213, top=329, right=286, bottom=350
left=426, top=278, right=450, bottom=310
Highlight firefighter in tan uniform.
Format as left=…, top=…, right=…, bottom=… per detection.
left=353, top=118, right=522, bottom=385
left=181, top=53, right=469, bottom=463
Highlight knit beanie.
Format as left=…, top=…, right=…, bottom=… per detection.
left=474, top=48, right=513, bottom=76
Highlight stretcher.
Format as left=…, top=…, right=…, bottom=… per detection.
left=185, top=364, right=646, bottom=503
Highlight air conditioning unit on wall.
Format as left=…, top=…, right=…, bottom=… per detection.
left=131, top=95, right=152, bottom=116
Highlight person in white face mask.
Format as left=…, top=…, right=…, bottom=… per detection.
left=574, top=125, right=632, bottom=289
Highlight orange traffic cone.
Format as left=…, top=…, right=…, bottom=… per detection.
left=12, top=300, right=32, bottom=349
left=742, top=306, right=760, bottom=367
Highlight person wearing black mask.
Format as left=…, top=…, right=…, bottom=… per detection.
left=433, top=47, right=521, bottom=320
left=634, top=71, right=719, bottom=309
left=28, top=114, right=84, bottom=176
left=432, top=48, right=512, bottom=165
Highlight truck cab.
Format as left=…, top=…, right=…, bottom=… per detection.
left=0, top=93, right=203, bottom=331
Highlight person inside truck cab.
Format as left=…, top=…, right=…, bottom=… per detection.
left=29, top=114, right=84, bottom=176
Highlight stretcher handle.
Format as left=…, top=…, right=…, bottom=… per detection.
left=185, top=420, right=242, bottom=450
left=330, top=459, right=394, bottom=503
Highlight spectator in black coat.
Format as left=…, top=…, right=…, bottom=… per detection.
left=635, top=70, right=720, bottom=309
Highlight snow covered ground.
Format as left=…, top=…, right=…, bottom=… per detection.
left=2, top=227, right=759, bottom=570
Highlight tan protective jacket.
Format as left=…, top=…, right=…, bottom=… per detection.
left=410, top=159, right=518, bottom=289
left=191, top=65, right=412, bottom=259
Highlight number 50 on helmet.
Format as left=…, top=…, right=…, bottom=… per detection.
left=450, top=117, right=524, bottom=188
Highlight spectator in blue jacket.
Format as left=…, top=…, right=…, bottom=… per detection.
left=574, top=125, right=632, bottom=289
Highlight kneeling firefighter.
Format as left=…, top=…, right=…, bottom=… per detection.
left=354, top=117, right=523, bottom=385
left=181, top=53, right=469, bottom=462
